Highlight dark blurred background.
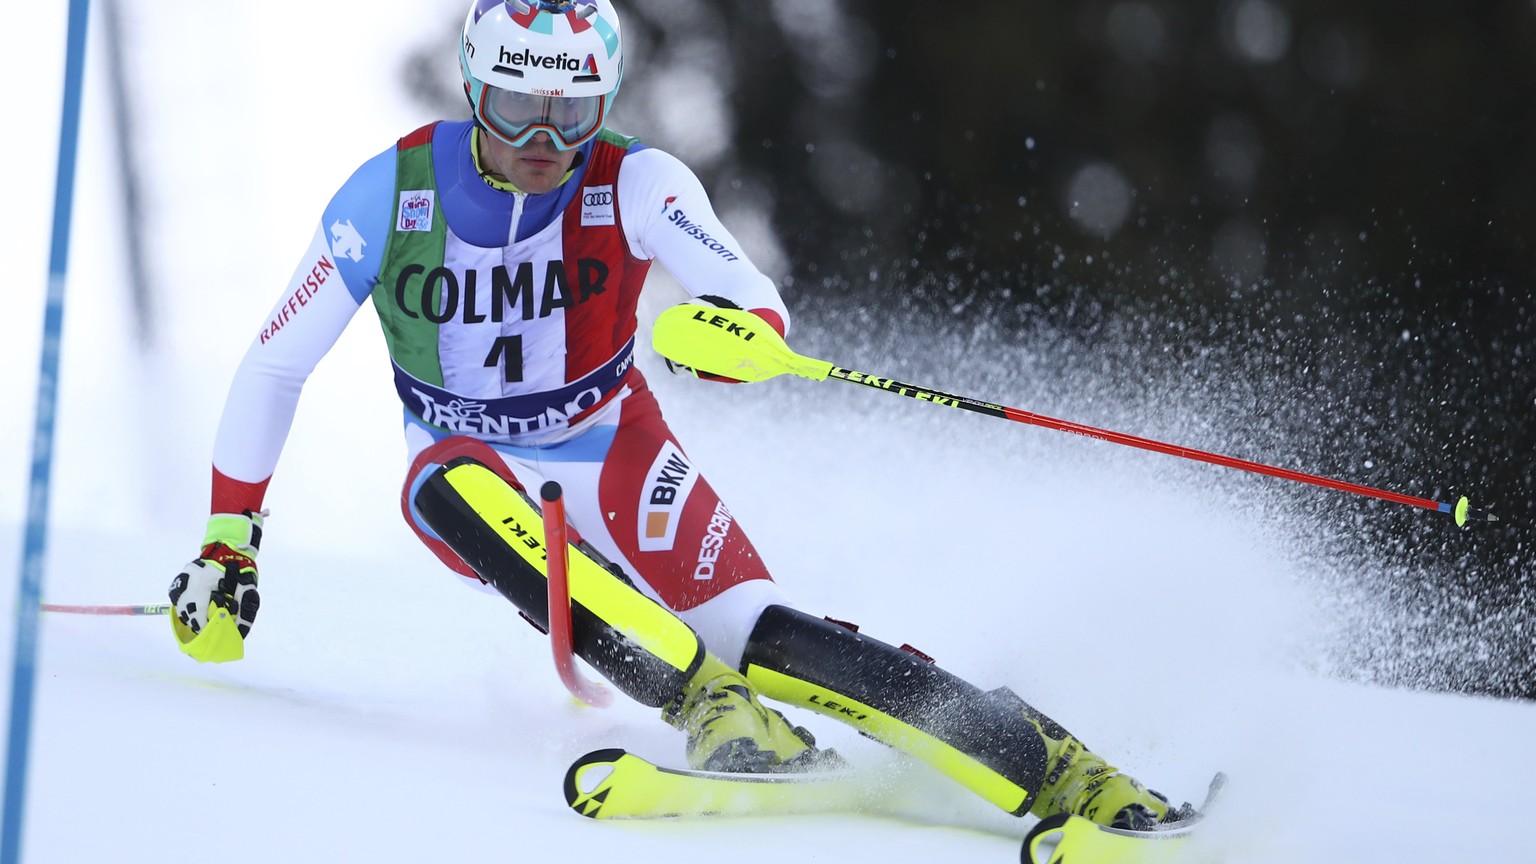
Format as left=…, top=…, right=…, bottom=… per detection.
left=405, top=1, right=1535, bottom=698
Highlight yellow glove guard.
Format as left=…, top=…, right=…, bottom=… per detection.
left=170, top=604, right=246, bottom=663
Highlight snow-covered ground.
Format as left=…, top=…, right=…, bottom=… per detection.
left=6, top=4, right=1533, bottom=862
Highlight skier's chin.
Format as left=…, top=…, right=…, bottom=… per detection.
left=513, top=159, right=564, bottom=193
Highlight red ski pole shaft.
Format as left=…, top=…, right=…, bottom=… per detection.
left=651, top=304, right=1500, bottom=526
left=825, top=367, right=1496, bottom=526
left=40, top=603, right=170, bottom=616
left=540, top=481, right=611, bottom=708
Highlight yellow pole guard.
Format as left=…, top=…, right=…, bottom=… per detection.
left=441, top=461, right=701, bottom=675
left=746, top=665, right=1032, bottom=815
left=170, top=606, right=246, bottom=663
left=652, top=305, right=834, bottom=383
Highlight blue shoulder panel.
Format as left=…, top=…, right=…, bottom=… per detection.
left=321, top=144, right=398, bottom=304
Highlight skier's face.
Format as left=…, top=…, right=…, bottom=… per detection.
left=478, top=129, right=580, bottom=195
left=480, top=87, right=604, bottom=150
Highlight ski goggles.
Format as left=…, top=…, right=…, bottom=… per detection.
left=476, top=85, right=606, bottom=150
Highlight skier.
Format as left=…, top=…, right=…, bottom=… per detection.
left=168, top=0, right=1179, bottom=830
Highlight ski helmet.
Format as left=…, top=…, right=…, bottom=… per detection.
left=459, top=0, right=625, bottom=150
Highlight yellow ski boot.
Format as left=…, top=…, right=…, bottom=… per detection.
left=664, top=654, right=836, bottom=773
left=1026, top=708, right=1173, bottom=830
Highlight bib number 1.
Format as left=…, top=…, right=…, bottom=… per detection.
left=485, top=335, right=523, bottom=383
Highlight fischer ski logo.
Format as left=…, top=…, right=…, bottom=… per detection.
left=637, top=443, right=699, bottom=552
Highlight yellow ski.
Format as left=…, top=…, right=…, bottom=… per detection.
left=564, top=748, right=865, bottom=819
left=1023, top=774, right=1227, bottom=864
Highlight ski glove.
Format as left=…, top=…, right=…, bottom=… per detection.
left=168, top=510, right=265, bottom=663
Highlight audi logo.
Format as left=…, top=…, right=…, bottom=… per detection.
left=583, top=190, right=613, bottom=206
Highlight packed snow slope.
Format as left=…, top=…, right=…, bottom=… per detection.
left=6, top=4, right=1532, bottom=863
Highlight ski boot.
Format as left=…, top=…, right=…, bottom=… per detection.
left=1025, top=707, right=1173, bottom=830
left=664, top=653, right=839, bottom=773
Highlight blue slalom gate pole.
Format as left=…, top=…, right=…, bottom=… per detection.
left=4, top=1, right=93, bottom=860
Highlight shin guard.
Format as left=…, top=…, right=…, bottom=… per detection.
left=742, top=604, right=1049, bottom=815
left=413, top=456, right=703, bottom=707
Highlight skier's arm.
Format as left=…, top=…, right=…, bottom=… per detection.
left=171, top=146, right=394, bottom=662
left=618, top=147, right=790, bottom=338
left=209, top=146, right=395, bottom=514
left=170, top=228, right=365, bottom=662
left=208, top=226, right=368, bottom=512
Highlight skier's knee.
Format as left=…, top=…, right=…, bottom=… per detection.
left=401, top=436, right=525, bottom=584
left=412, top=453, right=705, bottom=707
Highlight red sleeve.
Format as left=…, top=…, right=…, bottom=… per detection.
left=212, top=467, right=271, bottom=516
left=749, top=307, right=786, bottom=338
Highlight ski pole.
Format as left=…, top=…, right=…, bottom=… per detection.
left=652, top=304, right=1499, bottom=527
left=40, top=603, right=170, bottom=616
left=540, top=481, right=612, bottom=708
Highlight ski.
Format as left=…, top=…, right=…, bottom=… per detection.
left=564, top=746, right=1228, bottom=858
left=563, top=748, right=868, bottom=819
left=1022, top=773, right=1228, bottom=864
